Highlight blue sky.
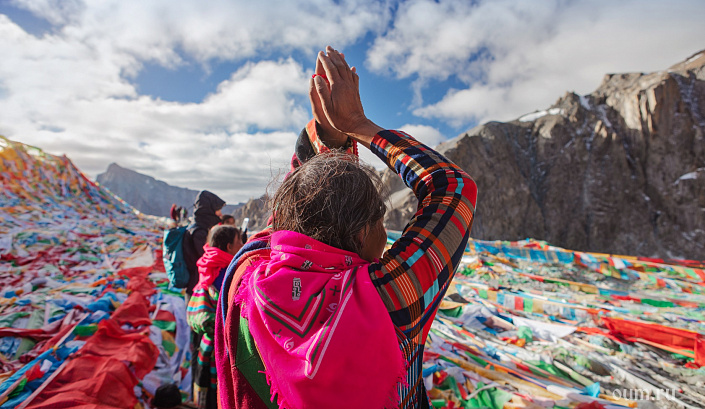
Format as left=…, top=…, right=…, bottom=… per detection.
left=1, top=0, right=704, bottom=204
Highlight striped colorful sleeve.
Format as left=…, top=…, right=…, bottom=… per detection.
left=368, top=129, right=477, bottom=340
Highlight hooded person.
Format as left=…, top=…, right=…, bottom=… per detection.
left=183, top=190, right=226, bottom=295
left=184, top=190, right=226, bottom=406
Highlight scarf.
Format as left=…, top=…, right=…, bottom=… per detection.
left=195, top=245, right=234, bottom=292
left=234, top=230, right=406, bottom=409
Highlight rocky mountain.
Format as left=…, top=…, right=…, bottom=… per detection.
left=384, top=50, right=705, bottom=260
left=96, top=163, right=241, bottom=218
left=232, top=195, right=270, bottom=232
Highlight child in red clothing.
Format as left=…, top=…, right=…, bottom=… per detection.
left=188, top=225, right=242, bottom=409
left=195, top=226, right=242, bottom=293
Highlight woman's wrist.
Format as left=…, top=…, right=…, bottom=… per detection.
left=314, top=121, right=350, bottom=150
left=346, top=119, right=383, bottom=148
left=322, top=134, right=351, bottom=149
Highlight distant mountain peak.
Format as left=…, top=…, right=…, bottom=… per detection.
left=96, top=165, right=241, bottom=218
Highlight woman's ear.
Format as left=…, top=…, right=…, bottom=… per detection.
left=358, top=219, right=386, bottom=262
left=356, top=224, right=370, bottom=251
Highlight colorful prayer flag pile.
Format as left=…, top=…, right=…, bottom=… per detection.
left=3, top=133, right=703, bottom=409
left=420, top=237, right=705, bottom=409
left=0, top=136, right=190, bottom=408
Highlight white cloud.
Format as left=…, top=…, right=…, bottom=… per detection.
left=9, top=0, right=84, bottom=26
left=397, top=124, right=445, bottom=147
left=358, top=147, right=387, bottom=171
left=11, top=0, right=392, bottom=64
left=368, top=0, right=705, bottom=125
left=0, top=12, right=313, bottom=203
left=0, top=0, right=394, bottom=203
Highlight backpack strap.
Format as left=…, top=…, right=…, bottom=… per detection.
left=187, top=222, right=206, bottom=236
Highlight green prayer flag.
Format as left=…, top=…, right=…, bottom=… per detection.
left=517, top=326, right=533, bottom=343
left=526, top=360, right=572, bottom=381
left=162, top=339, right=176, bottom=355
left=523, top=298, right=533, bottom=312
left=153, top=320, right=177, bottom=332
left=431, top=399, right=446, bottom=408
left=641, top=298, right=675, bottom=308
left=73, top=324, right=98, bottom=336
left=443, top=376, right=461, bottom=397
left=8, top=378, right=28, bottom=398
left=465, top=353, right=489, bottom=367
left=440, top=306, right=464, bottom=318
left=466, top=382, right=512, bottom=409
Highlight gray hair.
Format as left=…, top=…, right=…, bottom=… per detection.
left=271, top=152, right=386, bottom=254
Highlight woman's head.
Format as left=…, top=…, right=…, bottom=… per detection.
left=207, top=225, right=243, bottom=255
left=272, top=152, right=387, bottom=260
left=221, top=214, right=235, bottom=225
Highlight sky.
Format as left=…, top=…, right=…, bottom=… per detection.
left=1, top=0, right=704, bottom=204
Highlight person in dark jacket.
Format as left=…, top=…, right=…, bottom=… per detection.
left=183, top=190, right=226, bottom=406
left=182, top=190, right=226, bottom=296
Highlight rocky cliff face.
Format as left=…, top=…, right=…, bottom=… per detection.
left=232, top=195, right=270, bottom=232
left=96, top=163, right=240, bottom=218
left=384, top=51, right=705, bottom=260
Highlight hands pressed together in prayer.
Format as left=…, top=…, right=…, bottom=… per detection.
left=309, top=46, right=383, bottom=149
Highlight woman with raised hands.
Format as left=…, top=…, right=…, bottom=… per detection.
left=215, top=46, right=477, bottom=409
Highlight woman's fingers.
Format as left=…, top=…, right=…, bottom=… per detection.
left=313, top=74, right=333, bottom=118
left=318, top=51, right=338, bottom=84
left=313, top=46, right=368, bottom=135
left=311, top=46, right=379, bottom=143
left=351, top=67, right=359, bottom=88
left=321, top=46, right=351, bottom=83
left=311, top=52, right=331, bottom=127
left=331, top=47, right=351, bottom=75
left=310, top=75, right=349, bottom=148
left=315, top=52, right=325, bottom=76
left=316, top=51, right=355, bottom=92
left=309, top=77, right=324, bottom=121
